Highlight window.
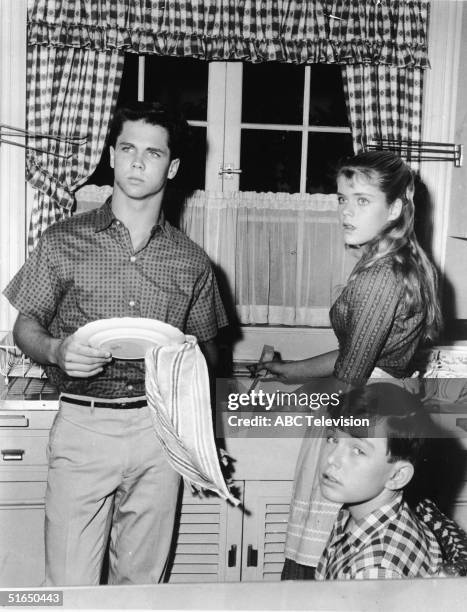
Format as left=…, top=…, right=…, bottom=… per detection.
left=233, top=62, right=352, bottom=194
left=89, top=54, right=209, bottom=191
left=89, top=56, right=353, bottom=195
left=86, top=55, right=354, bottom=328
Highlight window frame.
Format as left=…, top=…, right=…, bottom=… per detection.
left=139, top=57, right=352, bottom=193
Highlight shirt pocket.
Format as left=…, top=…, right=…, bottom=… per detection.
left=142, top=285, right=191, bottom=332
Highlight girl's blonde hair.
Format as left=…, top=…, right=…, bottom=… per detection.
left=337, top=151, right=442, bottom=342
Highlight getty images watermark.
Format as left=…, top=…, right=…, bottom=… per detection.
left=215, top=382, right=370, bottom=438
left=226, top=389, right=341, bottom=411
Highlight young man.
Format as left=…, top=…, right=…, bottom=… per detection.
left=3, top=102, right=228, bottom=586
left=315, top=383, right=442, bottom=580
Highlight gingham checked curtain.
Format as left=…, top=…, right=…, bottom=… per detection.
left=28, top=0, right=430, bottom=63
left=342, top=65, right=424, bottom=155
left=336, top=1, right=430, bottom=155
left=26, top=43, right=123, bottom=250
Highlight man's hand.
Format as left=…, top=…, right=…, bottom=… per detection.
left=52, top=335, right=112, bottom=378
left=13, top=313, right=112, bottom=378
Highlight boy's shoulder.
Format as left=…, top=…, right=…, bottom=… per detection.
left=41, top=206, right=104, bottom=241
left=353, top=499, right=442, bottom=578
left=166, top=223, right=211, bottom=265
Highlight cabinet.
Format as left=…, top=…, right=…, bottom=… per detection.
left=0, top=403, right=295, bottom=587
left=240, top=481, right=292, bottom=582
left=0, top=484, right=46, bottom=586
left=0, top=406, right=53, bottom=587
left=169, top=481, right=292, bottom=584
left=5, top=386, right=467, bottom=586
left=168, top=484, right=244, bottom=583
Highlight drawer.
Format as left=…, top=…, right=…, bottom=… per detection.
left=0, top=480, right=46, bottom=505
left=0, top=501, right=46, bottom=587
left=0, top=431, right=49, bottom=466
left=0, top=410, right=56, bottom=430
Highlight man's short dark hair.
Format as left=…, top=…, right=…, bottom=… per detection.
left=107, top=101, right=188, bottom=160
left=328, top=383, right=432, bottom=468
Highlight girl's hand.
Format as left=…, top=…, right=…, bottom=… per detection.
left=249, top=359, right=300, bottom=383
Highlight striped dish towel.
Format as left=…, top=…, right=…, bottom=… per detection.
left=145, top=336, right=240, bottom=506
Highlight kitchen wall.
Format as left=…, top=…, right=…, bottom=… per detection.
left=444, top=6, right=467, bottom=322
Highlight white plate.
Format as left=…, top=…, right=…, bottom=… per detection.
left=74, top=318, right=185, bottom=359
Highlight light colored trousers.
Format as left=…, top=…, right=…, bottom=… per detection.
left=44, top=398, right=180, bottom=586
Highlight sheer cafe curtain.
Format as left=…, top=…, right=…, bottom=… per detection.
left=74, top=186, right=348, bottom=327
left=180, top=191, right=348, bottom=327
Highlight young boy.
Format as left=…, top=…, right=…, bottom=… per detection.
left=315, top=383, right=442, bottom=580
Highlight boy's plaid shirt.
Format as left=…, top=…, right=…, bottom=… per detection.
left=315, top=494, right=442, bottom=580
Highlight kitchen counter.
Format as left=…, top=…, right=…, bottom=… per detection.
left=0, top=376, right=303, bottom=480
left=2, top=577, right=466, bottom=611
left=2, top=374, right=467, bottom=477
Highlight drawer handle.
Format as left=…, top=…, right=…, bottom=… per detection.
left=0, top=415, right=29, bottom=428
left=247, top=544, right=258, bottom=567
left=1, top=449, right=25, bottom=461
left=228, top=544, right=237, bottom=567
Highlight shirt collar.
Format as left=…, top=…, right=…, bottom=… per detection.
left=332, top=493, right=403, bottom=550
left=94, top=197, right=177, bottom=242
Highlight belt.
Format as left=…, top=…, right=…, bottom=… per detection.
left=60, top=395, right=147, bottom=409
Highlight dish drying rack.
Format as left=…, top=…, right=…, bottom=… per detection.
left=0, top=332, right=46, bottom=382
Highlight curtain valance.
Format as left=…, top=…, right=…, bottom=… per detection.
left=28, top=0, right=430, bottom=67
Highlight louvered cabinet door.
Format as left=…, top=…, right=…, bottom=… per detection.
left=168, top=482, right=244, bottom=583
left=240, top=481, right=293, bottom=581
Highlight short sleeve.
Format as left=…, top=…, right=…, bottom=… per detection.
left=186, top=263, right=228, bottom=342
left=3, top=230, right=62, bottom=328
left=333, top=262, right=401, bottom=385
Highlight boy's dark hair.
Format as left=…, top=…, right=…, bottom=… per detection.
left=107, top=101, right=188, bottom=160
left=328, top=383, right=431, bottom=468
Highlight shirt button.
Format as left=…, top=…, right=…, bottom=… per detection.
left=130, top=256, right=136, bottom=263
left=129, top=300, right=135, bottom=307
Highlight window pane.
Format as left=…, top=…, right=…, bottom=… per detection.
left=240, top=130, right=301, bottom=193
left=242, top=63, right=304, bottom=125
left=175, top=125, right=206, bottom=192
left=117, top=53, right=139, bottom=105
left=86, top=53, right=140, bottom=185
left=165, top=128, right=206, bottom=224
left=306, top=133, right=354, bottom=194
left=145, top=56, right=208, bottom=121
left=308, top=65, right=349, bottom=127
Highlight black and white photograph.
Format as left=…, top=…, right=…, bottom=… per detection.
left=1, top=1, right=467, bottom=610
